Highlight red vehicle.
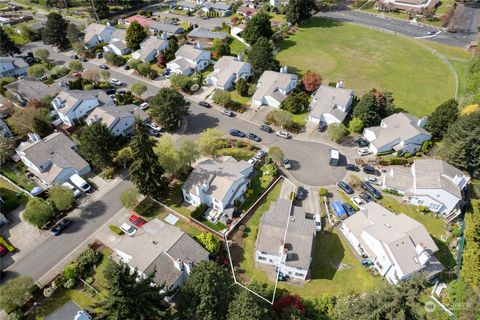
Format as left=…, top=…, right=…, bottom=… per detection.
left=0, top=245, right=8, bottom=257
left=129, top=214, right=145, bottom=227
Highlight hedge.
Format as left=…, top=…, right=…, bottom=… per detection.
left=109, top=225, right=123, bottom=235
left=0, top=236, right=14, bottom=251
left=191, top=203, right=207, bottom=220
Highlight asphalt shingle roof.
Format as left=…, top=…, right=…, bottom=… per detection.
left=45, top=301, right=90, bottom=320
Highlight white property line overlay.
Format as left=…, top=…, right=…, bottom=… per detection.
left=224, top=176, right=296, bottom=305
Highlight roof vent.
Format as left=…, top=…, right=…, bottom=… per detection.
left=384, top=223, right=391, bottom=228
left=152, top=240, right=158, bottom=245
left=290, top=216, right=295, bottom=222
left=48, top=149, right=54, bottom=155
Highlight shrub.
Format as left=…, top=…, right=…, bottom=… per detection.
left=419, top=206, right=430, bottom=213
left=43, top=287, right=55, bottom=297
left=403, top=152, right=412, bottom=158
left=83, top=84, right=94, bottom=90
left=8, top=310, right=24, bottom=320
left=170, top=74, right=192, bottom=91
left=421, top=140, right=432, bottom=153
left=100, top=167, right=115, bottom=180
left=22, top=198, right=53, bottom=228
left=63, top=278, right=76, bottom=289
left=63, top=262, right=81, bottom=280
left=384, top=188, right=402, bottom=196
left=137, top=62, right=151, bottom=76
left=191, top=203, right=207, bottom=220
left=236, top=78, right=249, bottom=96
left=196, top=232, right=221, bottom=253
left=2, top=198, right=19, bottom=212
left=0, top=237, right=14, bottom=252
left=51, top=66, right=70, bottom=77
left=85, top=277, right=94, bottom=284
left=452, top=224, right=462, bottom=237
left=327, top=123, right=349, bottom=142
left=109, top=224, right=123, bottom=235
left=133, top=198, right=156, bottom=216
left=77, top=248, right=101, bottom=271
left=212, top=89, right=231, bottom=106
left=105, top=52, right=126, bottom=67
left=319, top=188, right=328, bottom=197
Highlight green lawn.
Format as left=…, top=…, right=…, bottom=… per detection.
left=0, top=178, right=28, bottom=205
left=291, top=110, right=308, bottom=126
left=240, top=168, right=275, bottom=211
left=147, top=205, right=202, bottom=237
left=269, top=13, right=286, bottom=22
left=0, top=166, right=36, bottom=192
left=230, top=89, right=251, bottom=106
left=276, top=17, right=456, bottom=116
left=215, top=147, right=255, bottom=160
left=229, top=37, right=248, bottom=55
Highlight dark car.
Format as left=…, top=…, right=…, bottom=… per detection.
left=99, top=64, right=109, bottom=70
left=363, top=165, right=378, bottom=176
left=123, top=64, right=130, bottom=70
left=129, top=214, right=146, bottom=227
left=338, top=181, right=354, bottom=195
left=359, top=191, right=373, bottom=203
left=362, top=182, right=382, bottom=200
left=51, top=219, right=72, bottom=236
left=259, top=124, right=273, bottom=133
left=70, top=54, right=78, bottom=59
left=296, top=186, right=308, bottom=201
left=346, top=164, right=359, bottom=172
left=199, top=101, right=212, bottom=108
left=354, top=137, right=369, bottom=147
left=147, top=128, right=161, bottom=137
left=318, top=122, right=327, bottom=132
left=79, top=57, right=88, bottom=62
left=343, top=202, right=356, bottom=216
left=229, top=129, right=246, bottom=137
left=96, top=52, right=103, bottom=59
left=248, top=133, right=261, bottom=142
left=104, top=88, right=117, bottom=95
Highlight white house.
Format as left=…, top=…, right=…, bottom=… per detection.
left=0, top=57, right=28, bottom=77
left=176, top=0, right=204, bottom=12
left=85, top=104, right=149, bottom=136
left=0, top=119, right=12, bottom=138
left=16, top=132, right=91, bottom=186
left=251, top=68, right=298, bottom=108
left=182, top=156, right=253, bottom=213
left=363, top=113, right=431, bottom=155
left=201, top=1, right=232, bottom=16
left=83, top=23, right=116, bottom=49
left=51, top=90, right=114, bottom=128
left=255, top=199, right=316, bottom=281
left=308, top=84, right=354, bottom=125
left=131, top=35, right=169, bottom=63
left=206, top=55, right=252, bottom=90
left=383, top=159, right=470, bottom=219
left=113, top=219, right=209, bottom=293
left=340, top=202, right=444, bottom=284
left=166, top=44, right=211, bottom=75
left=103, top=29, right=130, bottom=56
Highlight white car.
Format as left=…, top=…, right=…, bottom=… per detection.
left=357, top=147, right=372, bottom=156
left=350, top=196, right=366, bottom=210
left=120, top=223, right=136, bottom=236
left=283, top=159, right=291, bottom=170
left=365, top=176, right=382, bottom=186
left=221, top=109, right=234, bottom=117
left=62, top=182, right=81, bottom=198
left=315, top=213, right=322, bottom=231
left=110, top=78, right=122, bottom=86
left=140, top=102, right=149, bottom=110
left=148, top=122, right=162, bottom=132
left=248, top=158, right=258, bottom=165
left=276, top=131, right=291, bottom=139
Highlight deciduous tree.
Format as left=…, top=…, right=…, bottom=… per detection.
left=23, top=198, right=53, bottom=228
left=28, top=64, right=47, bottom=78
left=43, top=12, right=69, bottom=49
left=79, top=122, right=118, bottom=168
left=280, top=89, right=309, bottom=114
left=82, top=68, right=101, bottom=84
left=48, top=185, right=74, bottom=211
left=0, top=26, right=20, bottom=56
left=301, top=70, right=322, bottom=93
left=126, top=21, right=147, bottom=51
left=196, top=232, right=221, bottom=253
left=242, top=11, right=273, bottom=45
left=327, top=123, right=348, bottom=142
left=268, top=146, right=284, bottom=164
left=154, top=135, right=199, bottom=177
left=0, top=276, right=33, bottom=314
left=197, top=128, right=225, bottom=156
left=286, top=0, right=316, bottom=25
left=228, top=289, right=274, bottom=320
left=212, top=89, right=231, bottom=107
left=100, top=70, right=110, bottom=82
left=0, top=136, right=15, bottom=165
left=90, top=0, right=110, bottom=20
left=120, top=187, right=140, bottom=210
left=66, top=23, right=84, bottom=45
left=348, top=117, right=364, bottom=133
left=170, top=74, right=192, bottom=91
left=156, top=51, right=166, bottom=67
left=131, top=83, right=147, bottom=97
left=8, top=107, right=52, bottom=138
left=69, top=60, right=83, bottom=72
left=426, top=98, right=458, bottom=139
left=247, top=37, right=280, bottom=78
left=149, top=88, right=190, bottom=131
left=236, top=78, right=249, bottom=96
left=34, top=48, right=50, bottom=64
left=113, top=146, right=133, bottom=170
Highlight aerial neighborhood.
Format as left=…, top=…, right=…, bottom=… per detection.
left=0, top=0, right=479, bottom=319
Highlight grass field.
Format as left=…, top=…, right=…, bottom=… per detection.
left=276, top=18, right=457, bottom=116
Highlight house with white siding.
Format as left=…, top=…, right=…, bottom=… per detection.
left=85, top=104, right=149, bottom=136
left=131, top=35, right=169, bottom=63
left=251, top=68, right=297, bottom=108
left=308, top=84, right=354, bottom=125
left=0, top=57, right=28, bottom=78
left=206, top=55, right=252, bottom=90
left=83, top=23, right=116, bottom=49
left=166, top=44, right=211, bottom=75
left=103, top=29, right=130, bottom=56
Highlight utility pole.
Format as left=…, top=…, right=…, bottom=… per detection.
left=90, top=0, right=99, bottom=22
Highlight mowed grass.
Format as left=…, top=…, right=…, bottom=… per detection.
left=276, top=18, right=456, bottom=116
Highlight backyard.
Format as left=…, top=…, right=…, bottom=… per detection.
left=276, top=17, right=457, bottom=116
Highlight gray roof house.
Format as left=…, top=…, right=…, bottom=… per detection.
left=45, top=301, right=91, bottom=320
left=149, top=21, right=184, bottom=36
left=255, top=199, right=316, bottom=280
left=83, top=23, right=116, bottom=49
left=252, top=68, right=298, bottom=108
left=187, top=27, right=228, bottom=47
left=103, top=29, right=130, bottom=56
left=206, top=55, right=252, bottom=90
left=0, top=119, right=12, bottom=138
left=131, top=36, right=169, bottom=63
left=201, top=1, right=232, bottom=16
left=384, top=159, right=470, bottom=219
left=363, top=112, right=431, bottom=155
left=167, top=44, right=211, bottom=75
left=0, top=57, right=28, bottom=78
left=113, top=219, right=209, bottom=292
left=4, top=77, right=60, bottom=106
left=307, top=84, right=354, bottom=125
left=340, top=202, right=444, bottom=284
left=85, top=104, right=149, bottom=136
left=16, top=132, right=91, bottom=186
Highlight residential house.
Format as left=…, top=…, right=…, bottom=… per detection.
left=103, top=29, right=130, bottom=56
left=363, top=113, right=431, bottom=155
left=0, top=57, right=28, bottom=77
left=0, top=119, right=12, bottom=138
left=45, top=301, right=91, bottom=320
left=4, top=76, right=60, bottom=106
left=131, top=35, right=169, bottom=63
left=206, top=55, right=252, bottom=90
left=251, top=68, right=298, bottom=108
left=202, top=2, right=232, bottom=16
left=86, top=104, right=149, bottom=136
left=175, top=0, right=204, bottom=12
left=113, top=219, right=209, bottom=292
left=255, top=199, right=316, bottom=280
left=187, top=28, right=228, bottom=47
left=307, top=84, right=355, bottom=125
left=149, top=21, right=184, bottom=36
left=51, top=89, right=114, bottom=127
left=123, top=14, right=152, bottom=28
left=182, top=156, right=254, bottom=213
left=16, top=132, right=91, bottom=186
left=166, top=44, right=211, bottom=75
left=83, top=23, right=116, bottom=49
left=236, top=6, right=257, bottom=19
left=377, top=0, right=439, bottom=13
left=383, top=159, right=470, bottom=218
left=340, top=202, right=444, bottom=284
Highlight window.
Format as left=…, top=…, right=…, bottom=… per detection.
left=375, top=261, right=383, bottom=270
left=257, top=256, right=266, bottom=261
left=294, top=272, right=303, bottom=277
left=430, top=203, right=441, bottom=210
left=417, top=200, right=424, bottom=205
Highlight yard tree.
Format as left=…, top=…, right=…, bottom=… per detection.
left=72, top=41, right=87, bottom=56
left=150, top=88, right=190, bottom=131
left=0, top=136, right=15, bottom=165
left=269, top=110, right=293, bottom=128
left=242, top=11, right=273, bottom=45
left=247, top=37, right=280, bottom=78
left=23, top=198, right=53, bottom=228
left=155, top=135, right=199, bottom=177
left=126, top=21, right=147, bottom=51
left=131, top=83, right=147, bottom=97
left=273, top=295, right=305, bottom=317
left=100, top=70, right=110, bottom=82
left=43, top=12, right=69, bottom=49
left=68, top=60, right=83, bottom=72
left=426, top=98, right=459, bottom=139
left=286, top=0, right=316, bottom=25
left=129, top=120, right=167, bottom=199
left=96, top=261, right=169, bottom=320
left=280, top=89, right=310, bottom=114
left=441, top=110, right=480, bottom=178
left=120, top=187, right=140, bottom=210
left=301, top=70, right=322, bottom=93
left=82, top=68, right=101, bottom=84
left=79, top=122, right=118, bottom=169
left=32, top=115, right=54, bottom=137
left=156, top=51, right=166, bottom=67
left=197, top=128, right=225, bottom=156
left=352, top=89, right=395, bottom=127
left=268, top=146, right=284, bottom=165
left=66, top=23, right=84, bottom=45
left=348, top=117, right=364, bottom=133
left=27, top=64, right=47, bottom=78
left=0, top=26, right=20, bottom=56
left=90, top=0, right=110, bottom=20
left=170, top=74, right=192, bottom=91
left=113, top=146, right=133, bottom=170
left=137, top=62, right=151, bottom=76
left=177, top=261, right=235, bottom=320
left=34, top=48, right=49, bottom=64
left=9, top=107, right=51, bottom=138
left=327, top=123, right=349, bottom=143
left=195, top=232, right=221, bottom=253
left=228, top=289, right=274, bottom=320
left=212, top=89, right=231, bottom=107
left=214, top=39, right=231, bottom=58
left=48, top=185, right=74, bottom=211
left=0, top=276, right=34, bottom=314
left=236, top=78, right=249, bottom=96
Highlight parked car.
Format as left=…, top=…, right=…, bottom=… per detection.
left=354, top=137, right=369, bottom=147
left=70, top=174, right=91, bottom=193
left=222, top=109, right=234, bottom=117
left=248, top=158, right=258, bottom=165
left=148, top=122, right=163, bottom=132
left=363, top=165, right=378, bottom=176
left=346, top=164, right=359, bottom=172
left=365, top=176, right=381, bottom=186
left=51, top=219, right=72, bottom=236
left=120, top=223, right=136, bottom=236
left=357, top=147, right=372, bottom=156
left=123, top=64, right=130, bottom=70
left=318, top=121, right=327, bottom=132
left=148, top=128, right=161, bottom=137
left=129, top=214, right=146, bottom=227
left=343, top=202, right=356, bottom=216
left=229, top=129, right=246, bottom=137
left=70, top=54, right=78, bottom=59
left=350, top=196, right=366, bottom=210
left=259, top=124, right=273, bottom=133
left=337, top=181, right=354, bottom=195
left=254, top=150, right=266, bottom=159
left=99, top=64, right=109, bottom=69
left=296, top=186, right=308, bottom=200
left=276, top=131, right=291, bottom=139
left=39, top=75, right=48, bottom=81
left=315, top=213, right=322, bottom=231
left=62, top=181, right=81, bottom=198
left=104, top=88, right=116, bottom=95
left=96, top=52, right=103, bottom=59
left=0, top=245, right=8, bottom=256
left=198, top=101, right=212, bottom=108
left=248, top=133, right=261, bottom=142
left=359, top=191, right=374, bottom=203
left=79, top=57, right=88, bottom=62
left=111, top=78, right=122, bottom=86
left=283, top=159, right=291, bottom=170
left=362, top=182, right=382, bottom=199
left=140, top=102, right=149, bottom=110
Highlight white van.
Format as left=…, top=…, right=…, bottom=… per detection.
left=62, top=181, right=81, bottom=198
left=120, top=223, right=137, bottom=236
left=70, top=174, right=91, bottom=193
left=315, top=214, right=322, bottom=232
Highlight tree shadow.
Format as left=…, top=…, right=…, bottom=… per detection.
left=302, top=17, right=344, bottom=29
left=310, top=230, right=345, bottom=280
left=288, top=159, right=302, bottom=171
left=183, top=112, right=220, bottom=135
left=78, top=200, right=107, bottom=220
left=433, top=237, right=456, bottom=271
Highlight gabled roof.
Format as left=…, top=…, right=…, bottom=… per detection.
left=4, top=77, right=60, bottom=102
left=111, top=29, right=126, bottom=41
left=124, top=14, right=152, bottom=28
left=86, top=104, right=149, bottom=131
left=187, top=27, right=228, bottom=40
left=0, top=57, right=28, bottom=71
left=45, top=301, right=90, bottom=320
left=53, top=89, right=113, bottom=115
left=135, top=36, right=168, bottom=61
left=252, top=70, right=297, bottom=103
left=208, top=56, right=251, bottom=87
left=149, top=21, right=184, bottom=34
left=309, top=85, right=354, bottom=121
left=203, top=1, right=231, bottom=10
left=84, top=23, right=114, bottom=42
left=175, top=44, right=209, bottom=61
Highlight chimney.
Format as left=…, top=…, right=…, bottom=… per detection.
left=336, top=80, right=344, bottom=88
left=184, top=260, right=193, bottom=274
left=174, top=259, right=184, bottom=271
left=27, top=133, right=41, bottom=142
left=161, top=32, right=168, bottom=40
left=417, top=116, right=428, bottom=128
left=279, top=66, right=288, bottom=73
left=236, top=53, right=243, bottom=61
left=196, top=42, right=203, bottom=50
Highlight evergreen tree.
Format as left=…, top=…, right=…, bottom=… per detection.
left=43, top=12, right=69, bottom=49
left=247, top=37, right=280, bottom=78
left=32, top=115, right=53, bottom=137
left=66, top=23, right=84, bottom=45
left=149, top=88, right=190, bottom=131
left=90, top=0, right=110, bottom=20
left=236, top=78, right=249, bottom=96
left=426, top=98, right=458, bottom=139
left=0, top=26, right=20, bottom=56
left=79, top=122, right=117, bottom=169
left=352, top=89, right=395, bottom=127
left=286, top=0, right=316, bottom=25
left=126, top=21, right=147, bottom=51
left=129, top=120, right=167, bottom=199
left=280, top=89, right=310, bottom=114
left=228, top=290, right=274, bottom=320
left=216, top=41, right=231, bottom=58
left=242, top=11, right=274, bottom=45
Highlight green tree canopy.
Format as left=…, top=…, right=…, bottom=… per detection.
left=126, top=21, right=147, bottom=51
left=228, top=289, right=274, bottom=320
left=0, top=26, right=20, bottom=56
left=68, top=60, right=83, bottom=72
left=236, top=78, right=249, bottom=97
left=49, top=185, right=74, bottom=211
left=280, top=89, right=310, bottom=114
left=28, top=64, right=47, bottom=78
left=34, top=48, right=49, bottom=64
left=149, top=88, right=190, bottom=131
left=216, top=41, right=231, bottom=58
left=286, top=0, right=316, bottom=25
left=0, top=276, right=34, bottom=314
left=195, top=232, right=221, bottom=253
left=197, top=128, right=225, bottom=156
left=79, top=122, right=118, bottom=169
left=247, top=37, right=280, bottom=78
left=460, top=200, right=480, bottom=293
left=90, top=0, right=110, bottom=20
left=327, top=123, right=349, bottom=143
left=23, top=198, right=53, bottom=228
left=426, top=98, right=458, bottom=139
left=212, top=89, right=232, bottom=107
left=348, top=117, right=364, bottom=133
left=154, top=135, right=199, bottom=177
left=352, top=89, right=395, bottom=127
left=242, top=11, right=274, bottom=45
left=8, top=107, right=52, bottom=138
left=120, top=187, right=140, bottom=210
left=131, top=83, right=148, bottom=97
left=170, top=74, right=192, bottom=91
left=43, top=12, right=69, bottom=49
left=66, top=23, right=84, bottom=45
left=0, top=136, right=15, bottom=165
left=113, top=146, right=133, bottom=170
left=268, top=146, right=284, bottom=164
